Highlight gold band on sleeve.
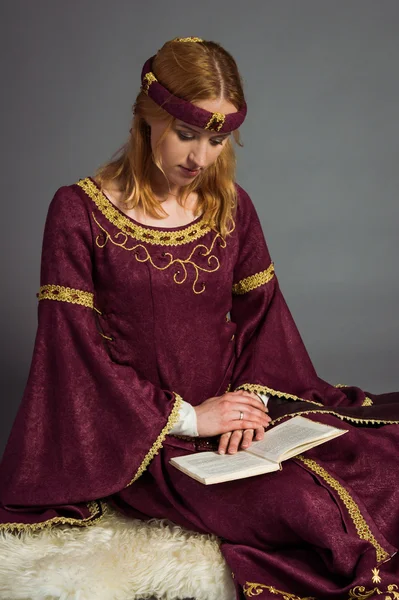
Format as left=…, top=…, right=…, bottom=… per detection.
left=37, top=285, right=94, bottom=308
left=232, top=263, right=275, bottom=295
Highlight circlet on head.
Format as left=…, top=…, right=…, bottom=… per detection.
left=138, top=37, right=247, bottom=133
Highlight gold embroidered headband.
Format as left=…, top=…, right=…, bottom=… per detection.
left=139, top=37, right=247, bottom=133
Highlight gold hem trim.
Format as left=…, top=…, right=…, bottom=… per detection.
left=235, top=383, right=324, bottom=406
left=37, top=285, right=94, bottom=308
left=0, top=500, right=105, bottom=533
left=244, top=582, right=315, bottom=599
left=232, top=263, right=275, bottom=295
left=77, top=178, right=212, bottom=247
left=296, top=456, right=390, bottom=563
left=270, top=409, right=399, bottom=427
left=126, top=393, right=183, bottom=486
left=237, top=384, right=377, bottom=410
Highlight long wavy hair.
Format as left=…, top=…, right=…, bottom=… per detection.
left=94, top=38, right=246, bottom=238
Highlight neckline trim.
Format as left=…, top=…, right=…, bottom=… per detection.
left=76, top=177, right=212, bottom=246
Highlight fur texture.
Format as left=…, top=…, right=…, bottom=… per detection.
left=0, top=503, right=235, bottom=600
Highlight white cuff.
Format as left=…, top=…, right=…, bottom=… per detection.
left=169, top=400, right=199, bottom=437
left=254, top=392, right=270, bottom=407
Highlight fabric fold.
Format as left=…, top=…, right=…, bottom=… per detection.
left=0, top=185, right=182, bottom=508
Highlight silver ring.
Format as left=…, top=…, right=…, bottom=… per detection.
left=239, top=411, right=244, bottom=420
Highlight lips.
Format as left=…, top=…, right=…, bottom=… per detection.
left=180, top=166, right=200, bottom=173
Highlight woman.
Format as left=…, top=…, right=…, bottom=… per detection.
left=1, top=36, right=399, bottom=599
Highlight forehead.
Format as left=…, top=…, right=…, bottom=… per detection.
left=175, top=120, right=229, bottom=136
left=174, top=97, right=237, bottom=135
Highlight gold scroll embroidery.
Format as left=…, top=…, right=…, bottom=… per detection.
left=37, top=285, right=94, bottom=308
left=205, top=112, right=226, bottom=132
left=296, top=456, right=390, bottom=563
left=349, top=567, right=399, bottom=599
left=0, top=500, right=105, bottom=533
left=244, top=570, right=399, bottom=599
left=243, top=582, right=315, bottom=599
left=91, top=212, right=228, bottom=295
left=232, top=263, right=275, bottom=295
left=235, top=383, right=324, bottom=406
left=142, top=71, right=157, bottom=94
left=126, top=392, right=183, bottom=486
left=76, top=178, right=212, bottom=246
left=349, top=584, right=399, bottom=599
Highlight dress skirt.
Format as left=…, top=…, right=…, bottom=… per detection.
left=107, top=397, right=399, bottom=600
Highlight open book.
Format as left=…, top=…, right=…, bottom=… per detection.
left=170, top=416, right=347, bottom=485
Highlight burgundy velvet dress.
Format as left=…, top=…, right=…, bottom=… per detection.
left=1, top=176, right=399, bottom=599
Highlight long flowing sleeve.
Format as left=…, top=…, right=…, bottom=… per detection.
left=229, top=185, right=368, bottom=408
left=0, top=185, right=183, bottom=507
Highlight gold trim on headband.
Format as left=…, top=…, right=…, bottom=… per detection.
left=172, top=37, right=204, bottom=43
left=205, top=112, right=226, bottom=132
left=142, top=72, right=157, bottom=94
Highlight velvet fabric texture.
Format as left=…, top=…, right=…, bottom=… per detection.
left=1, top=176, right=399, bottom=598
left=140, top=55, right=247, bottom=132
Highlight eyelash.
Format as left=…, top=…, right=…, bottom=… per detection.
left=177, top=132, right=224, bottom=146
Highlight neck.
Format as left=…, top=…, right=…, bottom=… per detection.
left=149, top=163, right=183, bottom=199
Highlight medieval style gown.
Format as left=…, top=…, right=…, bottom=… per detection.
left=1, top=176, right=399, bottom=600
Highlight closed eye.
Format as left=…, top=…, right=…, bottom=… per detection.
left=177, top=131, right=225, bottom=146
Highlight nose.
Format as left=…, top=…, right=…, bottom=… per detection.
left=187, top=140, right=208, bottom=169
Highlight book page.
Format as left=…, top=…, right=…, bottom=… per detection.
left=247, top=416, right=347, bottom=463
left=170, top=450, right=278, bottom=485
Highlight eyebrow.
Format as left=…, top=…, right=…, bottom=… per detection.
left=176, top=124, right=230, bottom=139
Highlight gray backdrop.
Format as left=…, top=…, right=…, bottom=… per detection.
left=1, top=0, right=398, bottom=456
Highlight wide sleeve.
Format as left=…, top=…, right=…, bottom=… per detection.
left=229, top=186, right=367, bottom=408
left=0, top=185, right=182, bottom=507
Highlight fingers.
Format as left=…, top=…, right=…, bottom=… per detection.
left=254, top=426, right=265, bottom=441
left=218, top=430, right=245, bottom=455
left=228, top=390, right=269, bottom=412
left=227, top=430, right=246, bottom=454
left=240, top=428, right=255, bottom=449
left=218, top=431, right=232, bottom=454
left=218, top=428, right=259, bottom=454
left=230, top=406, right=271, bottom=429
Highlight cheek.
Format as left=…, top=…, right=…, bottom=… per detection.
left=159, top=138, right=185, bottom=165
left=208, top=144, right=225, bottom=164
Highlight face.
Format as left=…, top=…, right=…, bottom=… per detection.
left=147, top=98, right=237, bottom=189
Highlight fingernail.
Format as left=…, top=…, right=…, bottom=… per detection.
left=219, top=450, right=225, bottom=455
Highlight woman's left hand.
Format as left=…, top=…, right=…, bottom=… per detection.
left=218, top=426, right=265, bottom=454
left=217, top=390, right=267, bottom=454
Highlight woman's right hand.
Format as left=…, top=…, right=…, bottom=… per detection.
left=194, top=390, right=271, bottom=437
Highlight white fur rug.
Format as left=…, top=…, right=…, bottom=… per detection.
left=0, top=502, right=235, bottom=600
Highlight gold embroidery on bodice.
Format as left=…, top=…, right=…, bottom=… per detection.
left=91, top=212, right=228, bottom=295
left=76, top=177, right=212, bottom=246
left=76, top=177, right=234, bottom=294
